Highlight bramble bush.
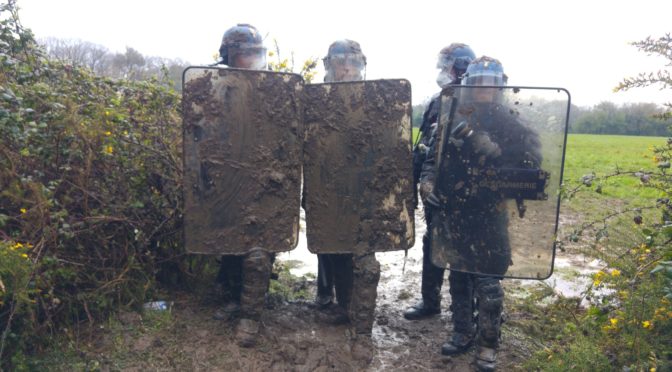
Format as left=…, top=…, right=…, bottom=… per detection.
left=524, top=34, right=672, bottom=371
left=0, top=2, right=191, bottom=368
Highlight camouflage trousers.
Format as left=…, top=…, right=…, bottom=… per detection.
left=317, top=252, right=381, bottom=335
left=449, top=271, right=504, bottom=348
left=217, top=247, right=274, bottom=320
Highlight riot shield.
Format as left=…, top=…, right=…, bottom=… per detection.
left=303, top=79, right=415, bottom=255
left=182, top=67, right=303, bottom=255
left=430, top=86, right=570, bottom=279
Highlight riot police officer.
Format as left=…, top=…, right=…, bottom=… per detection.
left=404, top=43, right=476, bottom=320
left=307, top=40, right=380, bottom=361
left=211, top=23, right=274, bottom=348
left=420, top=56, right=542, bottom=371
left=313, top=39, right=368, bottom=310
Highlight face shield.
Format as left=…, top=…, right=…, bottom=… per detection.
left=228, top=43, right=267, bottom=70
left=323, top=53, right=366, bottom=82
left=462, top=72, right=505, bottom=87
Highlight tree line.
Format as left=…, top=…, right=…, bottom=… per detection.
left=42, top=38, right=669, bottom=137
left=39, top=37, right=190, bottom=91
left=412, top=99, right=670, bottom=137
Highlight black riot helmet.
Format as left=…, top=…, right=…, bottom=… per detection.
left=218, top=23, right=267, bottom=69
left=435, top=43, right=476, bottom=88
left=323, top=39, right=367, bottom=82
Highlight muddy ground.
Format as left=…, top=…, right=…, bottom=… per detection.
left=42, top=207, right=593, bottom=371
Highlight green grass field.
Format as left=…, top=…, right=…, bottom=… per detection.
left=563, top=134, right=666, bottom=206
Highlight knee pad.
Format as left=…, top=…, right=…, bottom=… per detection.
left=476, top=279, right=503, bottom=312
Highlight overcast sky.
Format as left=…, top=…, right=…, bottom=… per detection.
left=18, top=0, right=671, bottom=107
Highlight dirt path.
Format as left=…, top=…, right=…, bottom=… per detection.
left=51, top=206, right=597, bottom=371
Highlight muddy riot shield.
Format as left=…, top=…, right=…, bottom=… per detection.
left=182, top=67, right=303, bottom=255
left=303, top=80, right=415, bottom=255
left=430, top=86, right=570, bottom=279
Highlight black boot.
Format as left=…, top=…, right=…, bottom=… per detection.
left=403, top=300, right=440, bottom=320
left=441, top=331, right=474, bottom=355
left=474, top=345, right=497, bottom=371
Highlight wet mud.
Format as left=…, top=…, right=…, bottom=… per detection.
left=302, top=80, right=415, bottom=254
left=182, top=68, right=303, bottom=255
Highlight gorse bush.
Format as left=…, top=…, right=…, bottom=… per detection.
left=524, top=34, right=672, bottom=371
left=0, top=2, right=187, bottom=367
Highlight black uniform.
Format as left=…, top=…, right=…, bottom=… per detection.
left=421, top=101, right=541, bottom=348
left=408, top=93, right=445, bottom=315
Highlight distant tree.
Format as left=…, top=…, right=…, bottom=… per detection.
left=412, top=102, right=427, bottom=127
left=112, top=47, right=146, bottom=79
left=40, top=37, right=110, bottom=74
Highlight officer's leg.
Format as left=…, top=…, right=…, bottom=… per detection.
left=316, top=254, right=336, bottom=307
left=314, top=254, right=350, bottom=325
left=333, top=254, right=354, bottom=309
left=404, top=227, right=443, bottom=320
left=473, top=276, right=504, bottom=371
left=235, top=247, right=273, bottom=347
left=441, top=270, right=476, bottom=355
left=348, top=253, right=380, bottom=362
left=213, top=255, right=243, bottom=320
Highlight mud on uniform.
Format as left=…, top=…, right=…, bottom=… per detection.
left=421, top=101, right=542, bottom=347
left=217, top=250, right=274, bottom=321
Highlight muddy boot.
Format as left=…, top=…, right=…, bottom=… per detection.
left=474, top=345, right=497, bottom=371
left=350, top=334, right=374, bottom=363
left=441, top=331, right=474, bottom=355
left=316, top=303, right=349, bottom=325
left=213, top=301, right=240, bottom=321
left=235, top=318, right=260, bottom=348
left=403, top=300, right=440, bottom=320
left=315, top=293, right=334, bottom=308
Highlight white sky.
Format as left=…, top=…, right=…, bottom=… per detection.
left=18, top=0, right=672, bottom=107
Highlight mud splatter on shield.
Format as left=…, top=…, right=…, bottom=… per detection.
left=182, top=67, right=303, bottom=255
left=303, top=80, right=415, bottom=254
left=430, top=86, right=570, bottom=279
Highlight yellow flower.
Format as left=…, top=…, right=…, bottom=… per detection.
left=642, top=320, right=652, bottom=329
left=20, top=253, right=28, bottom=259
left=105, top=111, right=110, bottom=116
left=20, top=208, right=26, bottom=214
left=12, top=242, right=23, bottom=250
left=650, top=368, right=656, bottom=372
left=105, top=131, right=112, bottom=136
left=609, top=318, right=618, bottom=326
left=611, top=269, right=621, bottom=277
left=105, top=145, right=114, bottom=154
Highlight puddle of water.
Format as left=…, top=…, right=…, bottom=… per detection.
left=278, top=206, right=610, bottom=308
left=278, top=208, right=428, bottom=278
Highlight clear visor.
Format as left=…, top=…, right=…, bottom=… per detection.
left=462, top=74, right=505, bottom=87
left=457, top=86, right=504, bottom=104
left=228, top=44, right=267, bottom=70
left=324, top=53, right=366, bottom=71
